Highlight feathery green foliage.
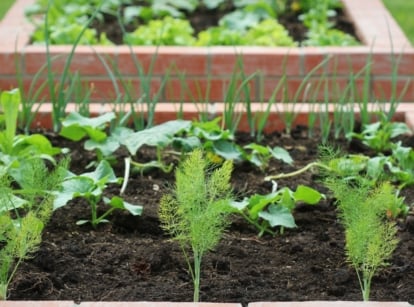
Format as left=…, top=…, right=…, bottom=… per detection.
left=159, top=149, right=233, bottom=302
left=325, top=179, right=400, bottom=301
left=0, top=157, right=68, bottom=300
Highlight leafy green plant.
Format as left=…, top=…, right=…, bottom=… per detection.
left=230, top=182, right=323, bottom=237
left=196, top=19, right=296, bottom=46
left=60, top=111, right=133, bottom=165
left=325, top=179, right=400, bottom=301
left=124, top=16, right=196, bottom=46
left=0, top=211, right=44, bottom=300
left=0, top=89, right=61, bottom=163
left=53, top=160, right=142, bottom=227
left=265, top=145, right=410, bottom=217
left=299, top=0, right=359, bottom=47
left=159, top=149, right=233, bottom=302
left=27, top=0, right=354, bottom=47
left=347, top=114, right=411, bottom=153
left=243, top=19, right=296, bottom=46
left=0, top=156, right=67, bottom=300
left=122, top=119, right=192, bottom=173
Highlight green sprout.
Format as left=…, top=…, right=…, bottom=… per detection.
left=159, top=149, right=233, bottom=302
left=325, top=179, right=400, bottom=301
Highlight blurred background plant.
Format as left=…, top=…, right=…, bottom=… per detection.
left=24, top=0, right=357, bottom=46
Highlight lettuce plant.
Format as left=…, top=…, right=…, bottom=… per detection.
left=124, top=16, right=196, bottom=46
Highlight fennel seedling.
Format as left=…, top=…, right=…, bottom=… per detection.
left=325, top=179, right=400, bottom=301
left=159, top=149, right=233, bottom=302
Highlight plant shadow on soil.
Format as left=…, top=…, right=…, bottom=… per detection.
left=8, top=129, right=414, bottom=306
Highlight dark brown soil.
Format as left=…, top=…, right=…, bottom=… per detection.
left=7, top=128, right=414, bottom=305
left=92, top=1, right=358, bottom=45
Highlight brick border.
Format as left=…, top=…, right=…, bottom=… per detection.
left=0, top=0, right=413, bottom=103
left=0, top=302, right=411, bottom=307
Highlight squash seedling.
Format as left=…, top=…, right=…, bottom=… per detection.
left=60, top=111, right=133, bottom=166
left=122, top=119, right=192, bottom=174
left=0, top=89, right=61, bottom=166
left=325, top=179, right=400, bottom=301
left=53, top=160, right=142, bottom=228
left=159, top=149, right=233, bottom=302
left=230, top=181, right=323, bottom=237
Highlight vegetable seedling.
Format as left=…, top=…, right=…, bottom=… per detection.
left=230, top=182, right=323, bottom=237
left=347, top=114, right=411, bottom=153
left=0, top=89, right=61, bottom=164
left=159, top=149, right=233, bottom=302
left=54, top=160, right=142, bottom=227
left=325, top=179, right=400, bottom=301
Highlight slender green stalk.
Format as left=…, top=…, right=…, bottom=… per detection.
left=193, top=250, right=202, bottom=302
left=277, top=55, right=330, bottom=134
left=255, top=74, right=287, bottom=142
left=44, top=0, right=102, bottom=131
left=265, top=161, right=331, bottom=181
left=222, top=57, right=257, bottom=134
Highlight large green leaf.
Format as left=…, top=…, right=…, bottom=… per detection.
left=53, top=176, right=97, bottom=210
left=60, top=112, right=115, bottom=141
left=82, top=160, right=118, bottom=185
left=259, top=204, right=297, bottom=228
left=270, top=146, right=293, bottom=165
left=293, top=185, right=323, bottom=204
left=122, top=120, right=191, bottom=155
left=0, top=193, right=27, bottom=213
left=104, top=196, right=143, bottom=216
left=53, top=161, right=118, bottom=210
left=212, top=139, right=243, bottom=161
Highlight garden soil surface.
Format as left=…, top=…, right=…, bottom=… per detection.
left=9, top=129, right=414, bottom=305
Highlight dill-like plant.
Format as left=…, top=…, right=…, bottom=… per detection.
left=159, top=149, right=233, bottom=302
left=0, top=157, right=68, bottom=300
left=325, top=179, right=400, bottom=301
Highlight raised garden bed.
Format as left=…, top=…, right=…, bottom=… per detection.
left=0, top=0, right=413, bottom=306
left=1, top=104, right=414, bottom=306
left=0, top=0, right=413, bottom=104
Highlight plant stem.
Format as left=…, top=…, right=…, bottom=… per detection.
left=264, top=162, right=331, bottom=181
left=193, top=250, right=202, bottom=302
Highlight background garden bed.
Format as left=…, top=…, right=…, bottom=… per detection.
left=0, top=0, right=413, bottom=104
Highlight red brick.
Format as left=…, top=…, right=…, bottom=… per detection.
left=249, top=302, right=412, bottom=307
left=23, top=45, right=117, bottom=76
left=116, top=46, right=208, bottom=76
left=209, top=48, right=301, bottom=76
left=371, top=51, right=414, bottom=76
left=0, top=52, right=20, bottom=75
left=0, top=78, right=19, bottom=91
left=324, top=49, right=373, bottom=75
left=88, top=78, right=163, bottom=102
left=301, top=49, right=328, bottom=75
left=371, top=77, right=414, bottom=102
left=164, top=78, right=225, bottom=102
